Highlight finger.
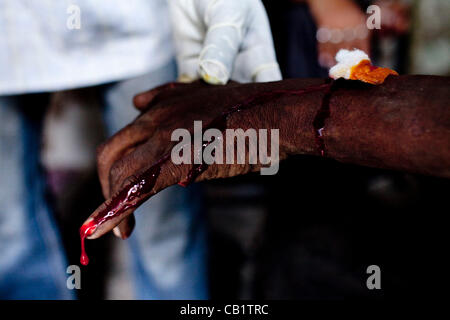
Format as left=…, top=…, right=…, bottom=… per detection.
left=232, top=47, right=282, bottom=83
left=197, top=0, right=248, bottom=84
left=97, top=122, right=154, bottom=198
left=84, top=154, right=261, bottom=240
left=253, top=63, right=283, bottom=83
left=133, top=81, right=207, bottom=112
left=83, top=155, right=185, bottom=240
left=177, top=58, right=202, bottom=84
left=229, top=0, right=282, bottom=83
left=133, top=82, right=184, bottom=111
left=113, top=214, right=135, bottom=239
left=82, top=204, right=135, bottom=240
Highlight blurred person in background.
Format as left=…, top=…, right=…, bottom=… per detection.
left=2, top=0, right=431, bottom=299
left=264, top=0, right=412, bottom=78
left=0, top=0, right=281, bottom=299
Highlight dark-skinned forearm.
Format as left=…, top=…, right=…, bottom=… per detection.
left=274, top=75, right=450, bottom=178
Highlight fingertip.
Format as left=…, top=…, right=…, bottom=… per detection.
left=133, top=82, right=186, bottom=111
left=113, top=227, right=122, bottom=238
left=253, top=63, right=282, bottom=83
left=133, top=93, right=152, bottom=110
left=199, top=59, right=229, bottom=85
left=177, top=74, right=197, bottom=83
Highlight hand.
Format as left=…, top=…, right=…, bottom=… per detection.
left=308, top=0, right=371, bottom=68
left=83, top=76, right=450, bottom=241
left=168, top=0, right=282, bottom=84
left=86, top=79, right=328, bottom=239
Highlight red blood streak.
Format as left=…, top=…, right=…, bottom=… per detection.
left=79, top=157, right=165, bottom=265
left=80, top=221, right=96, bottom=266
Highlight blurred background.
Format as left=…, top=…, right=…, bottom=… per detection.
left=1, top=0, right=449, bottom=299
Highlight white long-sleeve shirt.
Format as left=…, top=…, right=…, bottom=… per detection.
left=0, top=0, right=174, bottom=95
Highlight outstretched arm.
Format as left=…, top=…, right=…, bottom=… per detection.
left=82, top=75, right=449, bottom=244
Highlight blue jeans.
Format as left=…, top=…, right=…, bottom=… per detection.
left=0, top=95, right=73, bottom=299
left=0, top=62, right=208, bottom=299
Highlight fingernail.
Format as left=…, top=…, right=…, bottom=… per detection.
left=81, top=218, right=98, bottom=239
left=199, top=60, right=228, bottom=85
left=113, top=227, right=122, bottom=238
